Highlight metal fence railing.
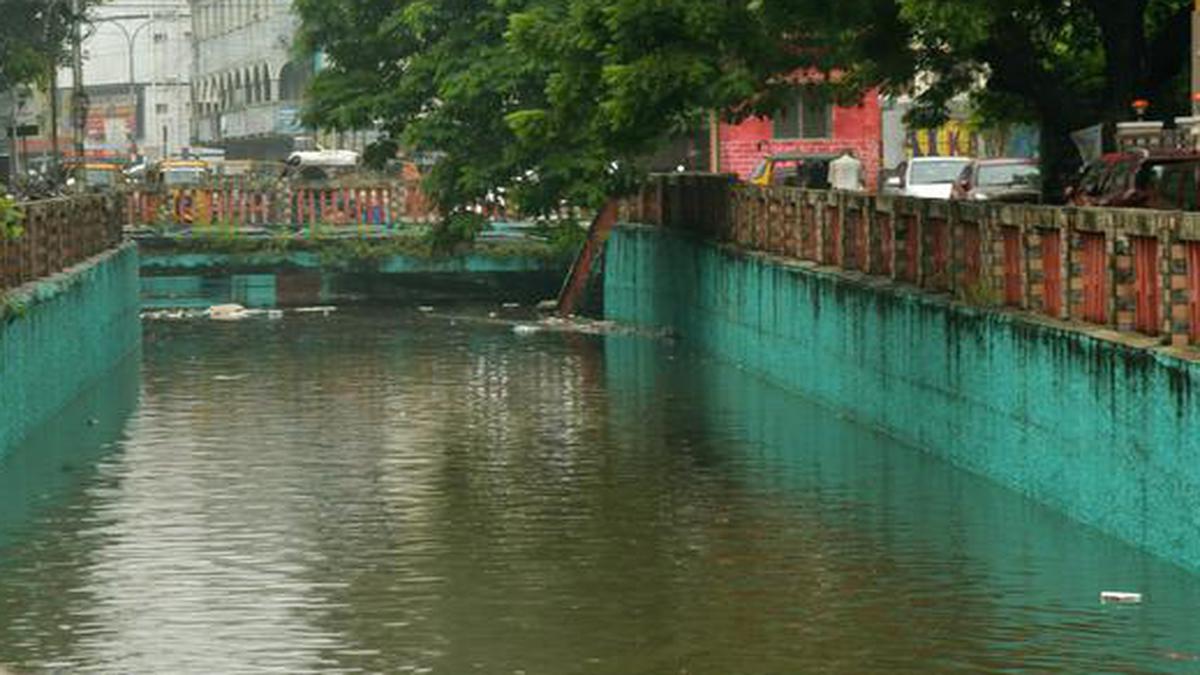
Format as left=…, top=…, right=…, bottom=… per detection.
left=2, top=195, right=125, bottom=292
left=124, top=178, right=437, bottom=232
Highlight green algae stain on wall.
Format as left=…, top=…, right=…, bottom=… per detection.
left=0, top=244, right=142, bottom=457
left=605, top=224, right=1200, bottom=572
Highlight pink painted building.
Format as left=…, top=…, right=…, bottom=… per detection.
left=717, top=88, right=882, bottom=190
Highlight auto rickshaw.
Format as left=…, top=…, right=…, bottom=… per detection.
left=749, top=151, right=837, bottom=189
left=148, top=159, right=212, bottom=188
left=147, top=160, right=212, bottom=225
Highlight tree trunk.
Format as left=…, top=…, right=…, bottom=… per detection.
left=1090, top=0, right=1150, bottom=122
left=1039, top=118, right=1080, bottom=204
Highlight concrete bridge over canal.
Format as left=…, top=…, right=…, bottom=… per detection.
left=0, top=191, right=572, bottom=452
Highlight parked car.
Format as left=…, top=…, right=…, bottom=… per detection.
left=1067, top=149, right=1200, bottom=210
left=63, top=160, right=125, bottom=192
left=284, top=148, right=361, bottom=181
left=219, top=159, right=286, bottom=180
left=749, top=151, right=837, bottom=189
left=950, top=158, right=1042, bottom=203
left=883, top=156, right=973, bottom=199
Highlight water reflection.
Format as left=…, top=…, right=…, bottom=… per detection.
left=0, top=310, right=1197, bottom=673
left=0, top=351, right=140, bottom=671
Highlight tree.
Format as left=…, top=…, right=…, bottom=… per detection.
left=297, top=0, right=547, bottom=214
left=298, top=0, right=1195, bottom=210
left=298, top=0, right=792, bottom=214
left=0, top=0, right=84, bottom=91
left=873, top=0, right=1194, bottom=194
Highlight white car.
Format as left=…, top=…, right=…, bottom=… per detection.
left=284, top=148, right=361, bottom=180
left=884, top=157, right=973, bottom=199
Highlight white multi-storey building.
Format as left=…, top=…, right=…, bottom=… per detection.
left=58, top=0, right=194, bottom=161
left=189, top=0, right=313, bottom=159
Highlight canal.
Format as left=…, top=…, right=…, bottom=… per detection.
left=2, top=306, right=1200, bottom=673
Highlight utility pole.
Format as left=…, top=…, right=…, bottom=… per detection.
left=47, top=0, right=61, bottom=172
left=70, top=0, right=87, bottom=165
left=1193, top=0, right=1200, bottom=117
left=50, top=65, right=60, bottom=170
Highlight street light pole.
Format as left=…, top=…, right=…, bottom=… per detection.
left=1193, top=0, right=1200, bottom=117
left=70, top=0, right=86, bottom=165
left=95, top=17, right=156, bottom=162
left=45, top=0, right=62, bottom=173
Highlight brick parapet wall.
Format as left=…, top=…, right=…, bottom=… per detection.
left=624, top=174, right=1200, bottom=352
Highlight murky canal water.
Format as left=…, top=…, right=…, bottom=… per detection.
left=2, top=307, right=1200, bottom=673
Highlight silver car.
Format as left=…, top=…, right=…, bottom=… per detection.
left=883, top=157, right=973, bottom=199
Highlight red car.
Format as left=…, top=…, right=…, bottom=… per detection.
left=1068, top=150, right=1200, bottom=210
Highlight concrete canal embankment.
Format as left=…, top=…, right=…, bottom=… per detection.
left=606, top=222, right=1200, bottom=572
left=0, top=243, right=141, bottom=456
left=137, top=236, right=573, bottom=308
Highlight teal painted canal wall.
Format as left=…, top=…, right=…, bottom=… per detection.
left=139, top=249, right=570, bottom=308
left=0, top=243, right=141, bottom=456
left=605, top=224, right=1200, bottom=571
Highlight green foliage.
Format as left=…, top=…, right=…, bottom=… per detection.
left=533, top=219, right=588, bottom=258
left=0, top=292, right=28, bottom=323
left=0, top=196, right=25, bottom=240
left=428, top=212, right=488, bottom=253
left=298, top=0, right=1194, bottom=207
left=0, top=0, right=91, bottom=90
left=140, top=232, right=565, bottom=267
left=956, top=278, right=1001, bottom=308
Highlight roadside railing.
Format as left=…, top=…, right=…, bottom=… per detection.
left=124, top=177, right=438, bottom=232
left=2, top=195, right=125, bottom=291
left=623, top=173, right=1200, bottom=349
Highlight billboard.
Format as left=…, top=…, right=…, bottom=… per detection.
left=60, top=88, right=141, bottom=153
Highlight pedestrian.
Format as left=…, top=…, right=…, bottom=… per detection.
left=829, top=149, right=865, bottom=192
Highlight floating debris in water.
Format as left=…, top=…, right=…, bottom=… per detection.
left=501, top=302, right=521, bottom=309
left=1100, top=591, right=1143, bottom=604
left=208, top=303, right=249, bottom=321
left=418, top=306, right=435, bottom=313
left=213, top=374, right=249, bottom=382
left=512, top=324, right=542, bottom=336
left=141, top=309, right=208, bottom=321
left=293, top=306, right=337, bottom=317
left=267, top=310, right=284, bottom=320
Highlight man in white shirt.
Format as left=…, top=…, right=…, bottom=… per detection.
left=829, top=149, right=865, bottom=192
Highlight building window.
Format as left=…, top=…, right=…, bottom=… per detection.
left=156, top=103, right=169, bottom=114
left=773, top=87, right=833, bottom=140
